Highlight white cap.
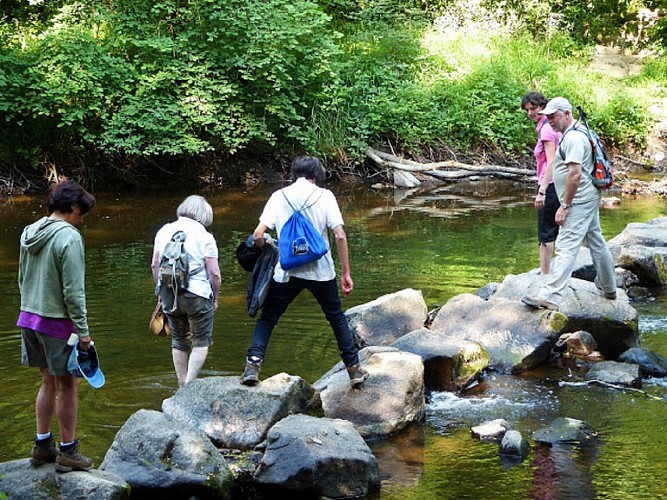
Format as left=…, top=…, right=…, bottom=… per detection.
left=539, top=97, right=572, bottom=115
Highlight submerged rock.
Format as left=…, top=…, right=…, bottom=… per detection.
left=532, top=417, right=597, bottom=445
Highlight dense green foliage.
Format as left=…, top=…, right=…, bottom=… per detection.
left=0, top=0, right=665, bottom=187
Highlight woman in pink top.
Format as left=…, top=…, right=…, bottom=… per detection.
left=522, top=92, right=562, bottom=275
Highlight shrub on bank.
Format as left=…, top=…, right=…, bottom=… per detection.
left=0, top=0, right=663, bottom=187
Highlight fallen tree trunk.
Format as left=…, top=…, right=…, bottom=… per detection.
left=422, top=169, right=530, bottom=181
left=366, top=147, right=535, bottom=179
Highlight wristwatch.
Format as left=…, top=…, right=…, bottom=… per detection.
left=561, top=202, right=570, bottom=209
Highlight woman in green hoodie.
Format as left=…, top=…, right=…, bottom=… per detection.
left=17, top=180, right=96, bottom=473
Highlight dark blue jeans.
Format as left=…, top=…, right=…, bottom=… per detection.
left=247, top=277, right=360, bottom=367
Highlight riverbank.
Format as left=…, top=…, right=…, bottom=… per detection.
left=2, top=147, right=666, bottom=199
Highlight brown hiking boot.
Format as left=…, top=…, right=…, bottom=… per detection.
left=346, top=364, right=369, bottom=388
left=55, top=440, right=93, bottom=472
left=30, top=435, right=57, bottom=466
left=240, top=357, right=262, bottom=386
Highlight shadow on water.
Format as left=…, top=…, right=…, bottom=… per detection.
left=1, top=180, right=666, bottom=498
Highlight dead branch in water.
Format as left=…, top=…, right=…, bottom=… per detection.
left=366, top=147, right=536, bottom=181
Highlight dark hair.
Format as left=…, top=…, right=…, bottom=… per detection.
left=291, top=156, right=326, bottom=185
left=47, top=180, right=96, bottom=215
left=521, top=92, right=548, bottom=110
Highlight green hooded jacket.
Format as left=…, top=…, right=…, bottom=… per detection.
left=18, top=217, right=89, bottom=337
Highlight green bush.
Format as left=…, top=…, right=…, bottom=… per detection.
left=100, top=0, right=343, bottom=155
left=0, top=0, right=664, bottom=184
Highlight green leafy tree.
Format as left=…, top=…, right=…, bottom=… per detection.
left=98, top=0, right=340, bottom=155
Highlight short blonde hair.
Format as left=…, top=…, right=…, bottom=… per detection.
left=177, top=195, right=213, bottom=227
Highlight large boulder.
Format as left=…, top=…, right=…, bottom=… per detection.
left=429, top=293, right=567, bottom=373
left=162, top=374, right=316, bottom=450
left=607, top=217, right=667, bottom=286
left=491, top=272, right=639, bottom=359
left=100, top=409, right=231, bottom=498
left=346, top=288, right=428, bottom=346
left=313, top=347, right=425, bottom=438
left=254, top=414, right=380, bottom=498
left=392, top=327, right=489, bottom=391
left=0, top=461, right=129, bottom=500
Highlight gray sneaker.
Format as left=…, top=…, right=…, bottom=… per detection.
left=241, top=358, right=262, bottom=386
left=594, top=276, right=617, bottom=300
left=521, top=295, right=559, bottom=311
left=30, top=435, right=57, bottom=466
left=55, top=440, right=93, bottom=472
left=346, top=364, right=369, bottom=388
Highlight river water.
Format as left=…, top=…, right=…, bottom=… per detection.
left=1, top=180, right=666, bottom=499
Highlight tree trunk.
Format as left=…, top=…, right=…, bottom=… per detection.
left=366, top=147, right=535, bottom=181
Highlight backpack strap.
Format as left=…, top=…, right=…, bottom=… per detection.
left=557, top=122, right=590, bottom=161
left=281, top=187, right=324, bottom=213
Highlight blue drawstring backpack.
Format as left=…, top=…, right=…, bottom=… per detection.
left=278, top=188, right=328, bottom=270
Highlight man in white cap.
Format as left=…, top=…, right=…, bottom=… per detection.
left=521, top=97, right=617, bottom=311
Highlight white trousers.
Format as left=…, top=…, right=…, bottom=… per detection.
left=539, top=197, right=615, bottom=305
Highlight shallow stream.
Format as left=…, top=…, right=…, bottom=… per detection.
left=1, top=180, right=665, bottom=499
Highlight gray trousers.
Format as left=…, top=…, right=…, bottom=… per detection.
left=538, top=197, right=616, bottom=305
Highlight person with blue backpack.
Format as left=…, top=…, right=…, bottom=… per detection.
left=522, top=97, right=617, bottom=311
left=240, top=156, right=369, bottom=388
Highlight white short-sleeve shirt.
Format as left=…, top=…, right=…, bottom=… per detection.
left=154, top=216, right=219, bottom=299
left=260, top=177, right=344, bottom=283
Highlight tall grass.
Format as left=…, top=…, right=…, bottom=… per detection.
left=306, top=14, right=663, bottom=163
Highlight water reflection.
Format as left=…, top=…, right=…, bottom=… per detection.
left=371, top=424, right=425, bottom=489
left=530, top=442, right=600, bottom=500
left=0, top=181, right=666, bottom=499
